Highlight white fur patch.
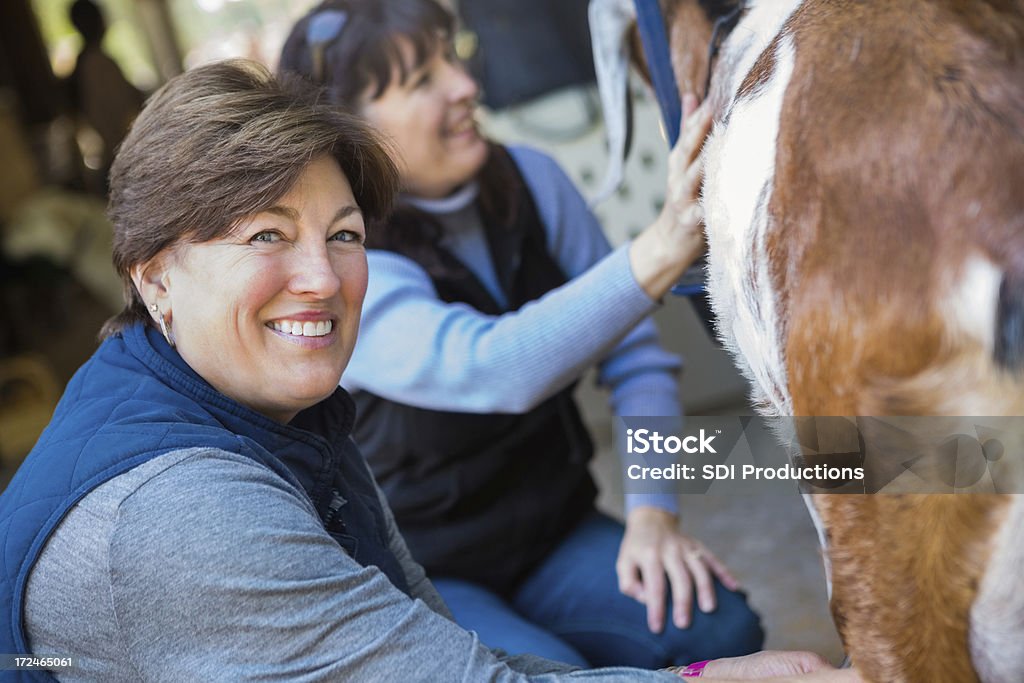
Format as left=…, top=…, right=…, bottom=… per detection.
left=702, top=23, right=799, bottom=416
left=969, top=495, right=1024, bottom=683
left=944, top=254, right=1002, bottom=352
left=803, top=492, right=833, bottom=597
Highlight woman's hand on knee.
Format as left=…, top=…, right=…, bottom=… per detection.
left=617, top=506, right=739, bottom=633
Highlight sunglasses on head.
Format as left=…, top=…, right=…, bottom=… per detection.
left=307, top=9, right=349, bottom=82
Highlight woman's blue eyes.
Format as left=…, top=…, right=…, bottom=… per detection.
left=330, top=230, right=363, bottom=243
left=249, top=230, right=362, bottom=244
left=251, top=231, right=280, bottom=243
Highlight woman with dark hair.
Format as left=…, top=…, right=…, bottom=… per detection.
left=279, top=0, right=763, bottom=670
left=0, top=57, right=858, bottom=683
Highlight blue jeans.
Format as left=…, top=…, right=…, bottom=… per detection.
left=432, top=512, right=764, bottom=669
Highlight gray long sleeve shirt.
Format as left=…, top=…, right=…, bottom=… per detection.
left=24, top=448, right=679, bottom=682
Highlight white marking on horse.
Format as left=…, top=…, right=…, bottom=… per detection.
left=702, top=28, right=797, bottom=416
left=944, top=254, right=1001, bottom=354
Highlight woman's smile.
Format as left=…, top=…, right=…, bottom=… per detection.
left=444, top=111, right=478, bottom=141
left=267, top=313, right=338, bottom=349
left=269, top=319, right=334, bottom=337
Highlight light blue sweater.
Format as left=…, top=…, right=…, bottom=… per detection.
left=343, top=146, right=683, bottom=514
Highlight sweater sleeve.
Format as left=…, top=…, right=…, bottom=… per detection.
left=344, top=243, right=657, bottom=414
left=104, top=450, right=675, bottom=682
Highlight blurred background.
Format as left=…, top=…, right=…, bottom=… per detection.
left=0, top=0, right=841, bottom=663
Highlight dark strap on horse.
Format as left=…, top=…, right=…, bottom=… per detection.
left=634, top=0, right=748, bottom=144
left=633, top=0, right=683, bottom=145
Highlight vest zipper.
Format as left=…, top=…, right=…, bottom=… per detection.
left=323, top=490, right=347, bottom=532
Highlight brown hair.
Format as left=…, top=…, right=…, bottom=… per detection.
left=101, top=58, right=399, bottom=339
left=279, top=0, right=521, bottom=274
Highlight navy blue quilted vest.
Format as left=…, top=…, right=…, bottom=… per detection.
left=0, top=323, right=409, bottom=682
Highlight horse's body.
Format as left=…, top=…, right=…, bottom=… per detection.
left=619, top=2, right=1024, bottom=679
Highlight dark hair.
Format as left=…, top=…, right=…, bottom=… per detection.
left=279, top=0, right=454, bottom=107
left=70, top=0, right=105, bottom=44
left=279, top=0, right=520, bottom=274
left=101, top=59, right=399, bottom=339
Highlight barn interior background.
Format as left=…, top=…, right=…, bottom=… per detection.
left=0, top=0, right=842, bottom=663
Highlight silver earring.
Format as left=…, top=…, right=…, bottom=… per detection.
left=149, top=303, right=175, bottom=348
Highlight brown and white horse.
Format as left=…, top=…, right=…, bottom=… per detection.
left=597, top=1, right=1024, bottom=680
